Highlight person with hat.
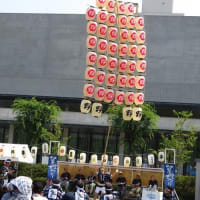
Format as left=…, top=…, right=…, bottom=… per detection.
left=116, top=171, right=126, bottom=200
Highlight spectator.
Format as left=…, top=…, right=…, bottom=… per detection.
left=60, top=168, right=71, bottom=192
left=116, top=172, right=126, bottom=200
left=129, top=174, right=142, bottom=199
left=100, top=182, right=114, bottom=200
left=148, top=175, right=158, bottom=191
left=43, top=179, right=64, bottom=200
left=74, top=169, right=86, bottom=182
left=85, top=171, right=96, bottom=195
left=32, top=181, right=47, bottom=200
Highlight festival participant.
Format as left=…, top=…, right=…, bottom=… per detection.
left=148, top=175, right=158, bottom=191
left=85, top=171, right=96, bottom=195
left=94, top=167, right=112, bottom=200
left=74, top=169, right=86, bottom=182
left=43, top=179, right=64, bottom=200
left=116, top=171, right=126, bottom=200
left=60, top=168, right=71, bottom=192
left=129, top=174, right=142, bottom=198
left=100, top=182, right=114, bottom=200
left=32, top=181, right=47, bottom=200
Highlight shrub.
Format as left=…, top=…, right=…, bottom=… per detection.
left=175, top=175, right=195, bottom=200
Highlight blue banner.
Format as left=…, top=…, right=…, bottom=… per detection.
left=163, top=164, right=175, bottom=189
left=47, top=155, right=58, bottom=180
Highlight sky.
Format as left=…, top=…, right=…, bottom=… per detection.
left=0, top=0, right=199, bottom=16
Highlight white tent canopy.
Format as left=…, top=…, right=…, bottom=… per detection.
left=0, top=143, right=34, bottom=164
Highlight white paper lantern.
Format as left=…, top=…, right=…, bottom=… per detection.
left=59, top=146, right=66, bottom=157
left=113, top=155, right=119, bottom=166
left=136, top=156, right=142, bottom=167
left=80, top=99, right=92, bottom=114
left=42, top=143, right=49, bottom=154
left=132, top=107, right=142, bottom=121
left=80, top=153, right=86, bottom=164
left=124, top=157, right=131, bottom=167
left=91, top=154, right=98, bottom=164
left=158, top=152, right=165, bottom=162
left=0, top=145, right=4, bottom=157
left=148, top=154, right=155, bottom=166
left=101, top=154, right=108, bottom=165
left=11, top=146, right=16, bottom=158
left=22, top=146, right=27, bottom=158
left=69, top=150, right=76, bottom=160
left=123, top=106, right=133, bottom=121
left=31, top=146, right=38, bottom=158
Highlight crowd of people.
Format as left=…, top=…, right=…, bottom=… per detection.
left=0, top=159, right=175, bottom=200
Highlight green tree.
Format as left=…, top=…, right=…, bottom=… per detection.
left=107, top=103, right=159, bottom=156
left=12, top=98, right=62, bottom=146
left=160, top=110, right=197, bottom=167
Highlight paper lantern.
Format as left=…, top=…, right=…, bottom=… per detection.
left=91, top=154, right=98, bottom=164
left=87, top=21, right=97, bottom=35
left=132, top=107, right=142, bottom=121
left=104, top=89, right=114, bottom=103
left=127, top=16, right=135, bottom=29
left=69, top=150, right=75, bottom=160
left=136, top=31, right=146, bottom=44
left=107, top=42, right=118, bottom=56
left=42, top=143, right=49, bottom=154
left=86, top=52, right=97, bottom=66
left=118, top=15, right=127, bottom=28
left=123, top=106, right=133, bottom=121
left=135, top=76, right=145, bottom=90
left=136, top=156, right=142, bottom=167
left=97, top=39, right=108, bottom=54
left=125, top=92, right=135, bottom=105
left=86, top=7, right=96, bottom=21
left=83, top=83, right=95, bottom=98
left=125, top=3, right=134, bottom=16
left=106, top=0, right=116, bottom=12
left=135, top=17, right=144, bottom=30
left=22, top=146, right=27, bottom=158
left=113, top=155, right=119, bottom=166
left=107, top=57, right=118, bottom=71
left=97, top=55, right=107, bottom=69
left=59, top=146, right=66, bottom=157
left=96, top=0, right=106, bottom=8
left=115, top=1, right=125, bottom=14
left=126, top=75, right=136, bottom=88
left=97, top=24, right=108, bottom=39
left=128, top=30, right=137, bottom=43
left=95, top=71, right=106, bottom=85
left=137, top=45, right=147, bottom=59
left=31, top=147, right=38, bottom=158
left=106, top=13, right=116, bottom=26
left=124, top=157, right=131, bottom=167
left=85, top=67, right=96, bottom=80
left=117, top=74, right=127, bottom=88
left=158, top=152, right=165, bottom=162
left=148, top=154, right=155, bottom=166
left=105, top=73, right=116, bottom=87
left=107, top=27, right=118, bottom=41
left=101, top=154, right=108, bottom=165
left=80, top=153, right=86, bottom=164
left=97, top=10, right=107, bottom=23
left=119, top=29, right=128, bottom=43
left=118, top=59, right=127, bottom=73
left=128, top=45, right=137, bottom=57
left=114, top=91, right=124, bottom=105
left=135, top=93, right=144, bottom=105
left=118, top=44, right=128, bottom=57
left=127, top=60, right=136, bottom=74
left=0, top=146, right=4, bottom=157
left=92, top=102, right=103, bottom=117
left=136, top=60, right=146, bottom=73
left=86, top=35, right=97, bottom=49
left=11, top=147, right=16, bottom=158
left=94, top=87, right=105, bottom=101
left=80, top=99, right=92, bottom=114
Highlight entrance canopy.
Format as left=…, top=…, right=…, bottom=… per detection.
left=0, top=143, right=34, bottom=164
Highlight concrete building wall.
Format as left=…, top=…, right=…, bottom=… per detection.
left=0, top=14, right=199, bottom=105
